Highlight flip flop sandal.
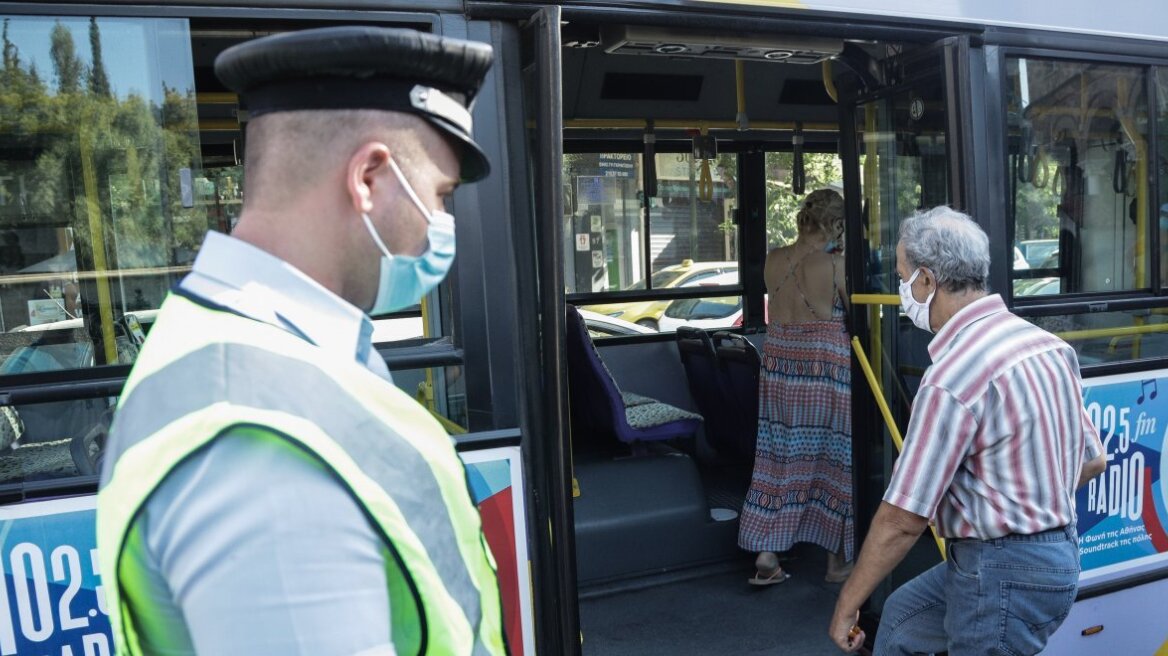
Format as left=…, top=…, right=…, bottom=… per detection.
left=748, top=568, right=792, bottom=586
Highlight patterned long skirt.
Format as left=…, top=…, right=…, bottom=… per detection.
left=738, top=319, right=854, bottom=562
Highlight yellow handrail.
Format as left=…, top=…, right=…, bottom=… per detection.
left=1056, top=322, right=1168, bottom=342
left=851, top=293, right=900, bottom=306
left=851, top=336, right=947, bottom=559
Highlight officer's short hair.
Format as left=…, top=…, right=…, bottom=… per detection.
left=215, top=26, right=494, bottom=182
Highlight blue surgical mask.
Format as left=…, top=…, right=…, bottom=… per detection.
left=361, top=157, right=456, bottom=315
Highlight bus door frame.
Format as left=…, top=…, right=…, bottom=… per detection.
left=516, top=7, right=582, bottom=655
left=836, top=34, right=986, bottom=614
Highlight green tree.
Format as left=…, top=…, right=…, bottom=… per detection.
left=3, top=19, right=207, bottom=350
left=764, top=152, right=843, bottom=248
left=49, top=22, right=82, bottom=94
left=87, top=18, right=110, bottom=98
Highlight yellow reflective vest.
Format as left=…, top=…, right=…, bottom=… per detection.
left=97, top=292, right=506, bottom=655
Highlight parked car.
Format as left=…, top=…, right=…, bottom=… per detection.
left=658, top=272, right=764, bottom=332
left=581, top=259, right=737, bottom=331
left=1020, top=239, right=1058, bottom=269
left=1013, top=277, right=1061, bottom=297
left=659, top=296, right=742, bottom=332
left=1013, top=246, right=1029, bottom=270
left=578, top=308, right=655, bottom=336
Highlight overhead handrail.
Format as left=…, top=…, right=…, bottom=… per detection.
left=821, top=60, right=838, bottom=103
left=560, top=118, right=837, bottom=131
left=851, top=336, right=946, bottom=560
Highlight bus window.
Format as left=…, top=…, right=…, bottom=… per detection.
left=1027, top=310, right=1168, bottom=364
left=391, top=365, right=469, bottom=434
left=764, top=151, right=843, bottom=250
left=1007, top=58, right=1150, bottom=298
left=1157, top=68, right=1168, bottom=289
left=0, top=396, right=117, bottom=485
left=563, top=152, right=644, bottom=294
left=650, top=152, right=738, bottom=278
left=571, top=149, right=742, bottom=333
left=0, top=16, right=204, bottom=367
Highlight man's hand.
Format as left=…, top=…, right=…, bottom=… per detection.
left=827, top=502, right=928, bottom=652
left=829, top=606, right=864, bottom=652
left=1077, top=454, right=1106, bottom=489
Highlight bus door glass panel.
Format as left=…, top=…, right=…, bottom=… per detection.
left=1007, top=59, right=1150, bottom=300
left=846, top=61, right=953, bottom=610
left=854, top=77, right=949, bottom=414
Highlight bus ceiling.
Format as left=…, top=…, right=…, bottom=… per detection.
left=561, top=23, right=889, bottom=134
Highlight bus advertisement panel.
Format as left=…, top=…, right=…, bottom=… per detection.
left=0, top=496, right=109, bottom=656
left=1077, top=372, right=1168, bottom=584
left=0, top=448, right=532, bottom=656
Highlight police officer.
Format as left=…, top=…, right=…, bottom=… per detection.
left=96, top=27, right=505, bottom=655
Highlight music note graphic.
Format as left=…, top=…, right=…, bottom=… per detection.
left=1137, top=379, right=1158, bottom=404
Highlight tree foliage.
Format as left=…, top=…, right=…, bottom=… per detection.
left=765, top=152, right=843, bottom=247
left=1, top=18, right=207, bottom=330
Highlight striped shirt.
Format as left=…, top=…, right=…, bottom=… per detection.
left=884, top=294, right=1103, bottom=539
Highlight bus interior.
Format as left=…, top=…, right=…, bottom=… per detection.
left=557, top=20, right=939, bottom=654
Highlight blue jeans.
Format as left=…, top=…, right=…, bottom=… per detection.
left=874, top=526, right=1079, bottom=656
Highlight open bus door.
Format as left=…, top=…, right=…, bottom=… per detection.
left=516, top=7, right=582, bottom=656
left=836, top=36, right=977, bottom=621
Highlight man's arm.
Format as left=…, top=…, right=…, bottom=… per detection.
left=1077, top=454, right=1106, bottom=489
left=829, top=502, right=929, bottom=652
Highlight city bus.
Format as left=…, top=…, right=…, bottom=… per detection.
left=0, top=0, right=1167, bottom=654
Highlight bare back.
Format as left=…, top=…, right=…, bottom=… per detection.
left=764, top=244, right=848, bottom=325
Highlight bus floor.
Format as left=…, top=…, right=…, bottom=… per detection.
left=579, top=543, right=845, bottom=655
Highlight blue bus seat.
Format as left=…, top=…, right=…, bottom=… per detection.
left=675, top=327, right=742, bottom=458
left=565, top=305, right=701, bottom=450
left=712, top=331, right=760, bottom=460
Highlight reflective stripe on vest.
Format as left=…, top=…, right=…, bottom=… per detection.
left=97, top=293, right=505, bottom=656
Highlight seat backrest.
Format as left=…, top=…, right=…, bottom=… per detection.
left=676, top=327, right=738, bottom=455
left=565, top=305, right=627, bottom=448
left=712, top=331, right=761, bottom=459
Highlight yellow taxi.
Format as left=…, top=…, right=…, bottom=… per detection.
left=581, top=260, right=738, bottom=331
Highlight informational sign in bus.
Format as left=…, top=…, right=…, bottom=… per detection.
left=1077, top=372, right=1168, bottom=584
left=0, top=449, right=533, bottom=656
left=0, top=496, right=109, bottom=656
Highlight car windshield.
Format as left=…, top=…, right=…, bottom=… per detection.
left=665, top=297, right=740, bottom=319
left=625, top=269, right=689, bottom=291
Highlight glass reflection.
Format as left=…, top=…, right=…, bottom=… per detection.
left=1007, top=58, right=1149, bottom=298
left=0, top=16, right=202, bottom=368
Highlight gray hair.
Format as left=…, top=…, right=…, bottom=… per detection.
left=898, top=206, right=990, bottom=293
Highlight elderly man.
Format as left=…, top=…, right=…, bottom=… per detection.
left=96, top=28, right=505, bottom=655
left=829, top=207, right=1105, bottom=655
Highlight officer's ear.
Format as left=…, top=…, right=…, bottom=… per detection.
left=346, top=141, right=392, bottom=214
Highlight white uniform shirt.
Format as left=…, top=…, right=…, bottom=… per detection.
left=120, top=231, right=397, bottom=655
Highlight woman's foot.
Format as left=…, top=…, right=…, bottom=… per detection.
left=749, top=551, right=791, bottom=586
left=825, top=550, right=853, bottom=583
